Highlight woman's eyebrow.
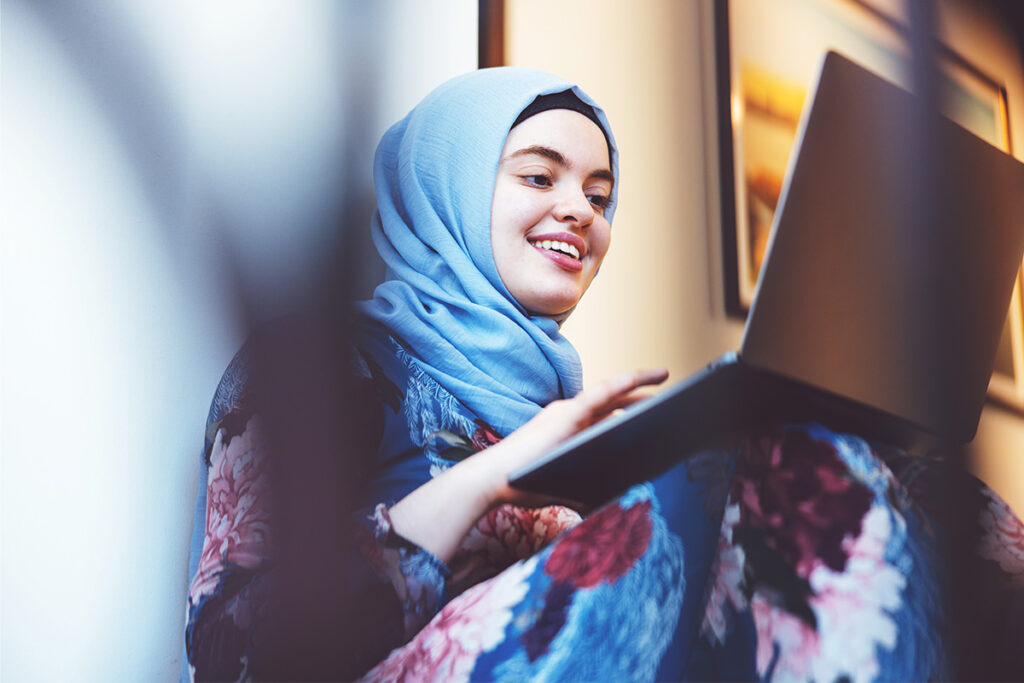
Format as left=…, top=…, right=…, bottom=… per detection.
left=588, top=168, right=615, bottom=185
left=506, top=145, right=615, bottom=185
left=508, top=145, right=569, bottom=166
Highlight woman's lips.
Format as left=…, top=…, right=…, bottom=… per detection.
left=529, top=232, right=586, bottom=257
left=527, top=232, right=586, bottom=273
left=530, top=242, right=584, bottom=272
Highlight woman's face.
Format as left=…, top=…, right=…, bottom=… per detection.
left=490, top=109, right=614, bottom=316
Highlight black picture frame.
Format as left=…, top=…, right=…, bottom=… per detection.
left=478, top=0, right=505, bottom=69
left=714, top=0, right=744, bottom=317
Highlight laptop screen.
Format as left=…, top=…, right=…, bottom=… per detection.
left=740, top=51, right=1024, bottom=443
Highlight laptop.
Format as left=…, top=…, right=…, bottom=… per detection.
left=509, top=51, right=1024, bottom=507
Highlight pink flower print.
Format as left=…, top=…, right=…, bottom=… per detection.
left=449, top=504, right=580, bottom=594
left=530, top=505, right=582, bottom=543
left=751, top=594, right=819, bottom=679
left=362, top=557, right=538, bottom=683
left=702, top=502, right=748, bottom=643
left=189, top=416, right=272, bottom=601
left=751, top=506, right=903, bottom=683
left=470, top=420, right=503, bottom=451
left=734, top=428, right=873, bottom=578
left=977, top=487, right=1024, bottom=578
left=544, top=500, right=652, bottom=588
left=806, top=506, right=902, bottom=683
left=466, top=504, right=581, bottom=564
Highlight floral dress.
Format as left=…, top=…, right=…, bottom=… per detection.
left=184, top=341, right=1024, bottom=681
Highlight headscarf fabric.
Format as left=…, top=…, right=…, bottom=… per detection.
left=356, top=67, right=619, bottom=437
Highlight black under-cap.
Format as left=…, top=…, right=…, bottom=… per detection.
left=511, top=89, right=612, bottom=151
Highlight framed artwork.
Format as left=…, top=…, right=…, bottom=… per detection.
left=478, top=0, right=505, bottom=68
left=715, top=0, right=1023, bottom=411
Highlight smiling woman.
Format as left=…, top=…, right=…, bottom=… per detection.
left=491, top=105, right=614, bottom=316
left=184, top=67, right=687, bottom=681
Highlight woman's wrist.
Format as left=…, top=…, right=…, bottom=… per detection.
left=455, top=446, right=511, bottom=510
left=387, top=453, right=504, bottom=563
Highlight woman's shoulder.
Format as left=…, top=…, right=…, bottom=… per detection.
left=350, top=338, right=407, bottom=417
left=202, top=343, right=253, bottom=464
left=209, top=343, right=252, bottom=424
left=351, top=330, right=492, bottom=471
left=201, top=338, right=402, bottom=467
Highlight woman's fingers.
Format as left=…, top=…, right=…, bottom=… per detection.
left=585, top=391, right=659, bottom=428
left=491, top=368, right=668, bottom=508
left=631, top=367, right=671, bottom=387
left=602, top=390, right=655, bottom=413
left=575, top=368, right=668, bottom=421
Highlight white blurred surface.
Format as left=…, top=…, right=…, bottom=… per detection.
left=1, top=1, right=475, bottom=680
left=2, top=5, right=229, bottom=679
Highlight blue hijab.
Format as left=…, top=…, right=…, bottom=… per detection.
left=356, top=67, right=619, bottom=438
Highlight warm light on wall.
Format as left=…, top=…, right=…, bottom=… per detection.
left=731, top=92, right=744, bottom=126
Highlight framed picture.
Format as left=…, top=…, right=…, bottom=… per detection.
left=714, top=0, right=1023, bottom=410
left=478, top=0, right=505, bottom=68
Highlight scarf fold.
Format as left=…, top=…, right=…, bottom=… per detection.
left=356, top=67, right=619, bottom=437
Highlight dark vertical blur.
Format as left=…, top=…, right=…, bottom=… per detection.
left=244, top=179, right=369, bottom=678
left=237, top=7, right=385, bottom=677
left=903, top=0, right=966, bottom=674
left=249, top=83, right=383, bottom=683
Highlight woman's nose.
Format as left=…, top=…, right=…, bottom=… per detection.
left=553, top=187, right=595, bottom=226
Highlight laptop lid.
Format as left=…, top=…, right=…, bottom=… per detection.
left=740, top=51, right=1024, bottom=443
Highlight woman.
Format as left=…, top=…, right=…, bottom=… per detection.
left=185, top=67, right=1024, bottom=681
left=187, top=67, right=682, bottom=680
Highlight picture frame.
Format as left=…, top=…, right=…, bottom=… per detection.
left=478, top=0, right=506, bottom=68
left=714, top=0, right=1023, bottom=411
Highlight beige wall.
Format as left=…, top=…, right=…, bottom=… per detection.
left=506, top=0, right=1024, bottom=516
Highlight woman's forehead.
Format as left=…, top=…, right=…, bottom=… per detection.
left=501, top=109, right=613, bottom=175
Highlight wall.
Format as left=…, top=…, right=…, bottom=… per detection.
left=506, top=0, right=1024, bottom=516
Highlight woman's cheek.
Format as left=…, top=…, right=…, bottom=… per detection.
left=590, top=221, right=612, bottom=265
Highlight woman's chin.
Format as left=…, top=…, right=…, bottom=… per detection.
left=521, top=292, right=583, bottom=318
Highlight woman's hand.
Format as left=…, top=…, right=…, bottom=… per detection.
left=388, top=368, right=668, bottom=562
left=480, top=368, right=669, bottom=507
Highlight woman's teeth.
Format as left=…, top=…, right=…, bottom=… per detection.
left=531, top=239, right=580, bottom=260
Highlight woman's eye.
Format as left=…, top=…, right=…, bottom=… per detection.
left=588, top=194, right=612, bottom=212
left=521, top=174, right=552, bottom=187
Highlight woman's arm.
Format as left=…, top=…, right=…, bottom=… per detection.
left=388, top=368, right=668, bottom=563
